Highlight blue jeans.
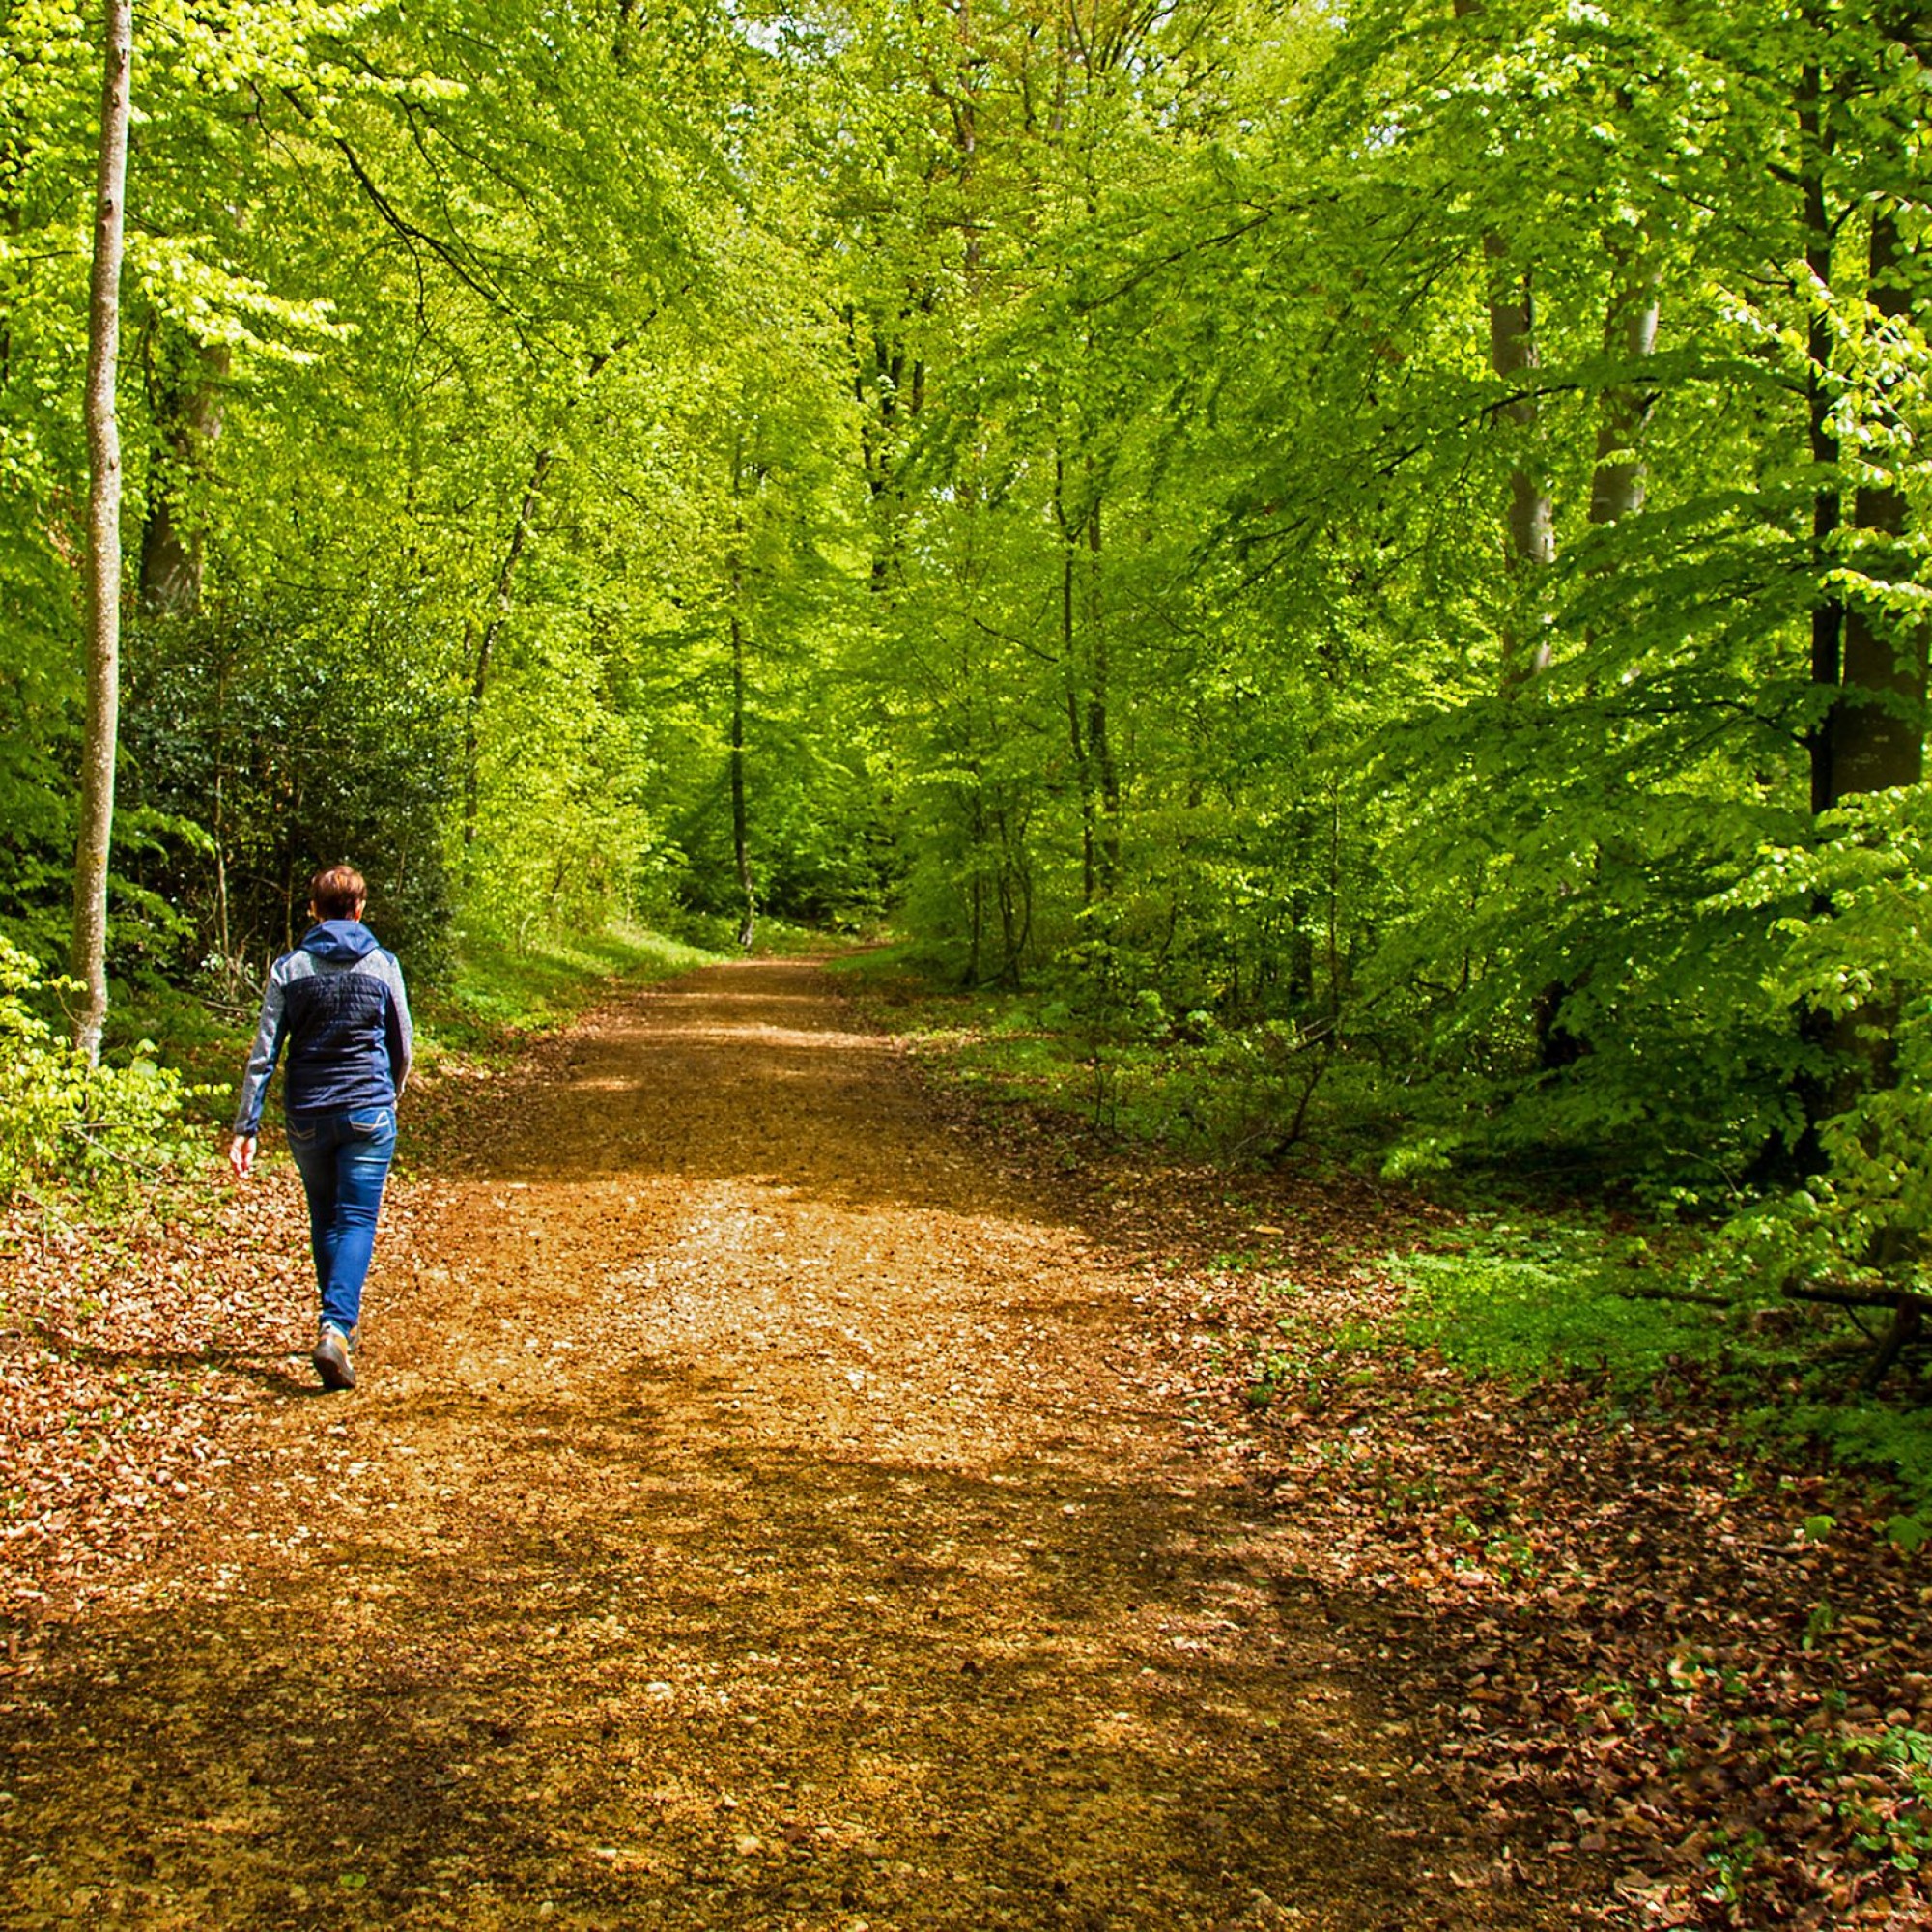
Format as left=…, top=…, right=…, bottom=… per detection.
left=286, top=1105, right=397, bottom=1337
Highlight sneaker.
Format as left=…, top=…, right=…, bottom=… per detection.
left=313, top=1324, right=355, bottom=1392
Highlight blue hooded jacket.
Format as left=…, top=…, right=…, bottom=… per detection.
left=232, top=920, right=413, bottom=1138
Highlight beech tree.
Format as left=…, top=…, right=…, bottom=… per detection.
left=69, top=0, right=132, bottom=1065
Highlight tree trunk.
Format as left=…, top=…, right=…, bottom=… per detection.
left=1485, top=235, right=1555, bottom=687
left=993, top=803, right=1030, bottom=986
left=1533, top=238, right=1661, bottom=1072
left=0, top=203, right=15, bottom=386
left=1799, top=64, right=1843, bottom=817
left=1827, top=211, right=1923, bottom=799
left=138, top=331, right=229, bottom=616
left=463, top=446, right=553, bottom=853
left=966, top=789, right=984, bottom=989
left=1765, top=61, right=1846, bottom=1175
left=1054, top=442, right=1095, bottom=903
left=1821, top=209, right=1922, bottom=1112
left=1452, top=0, right=1553, bottom=688
left=729, top=605, right=754, bottom=951
left=1055, top=435, right=1117, bottom=902
left=70, top=0, right=133, bottom=1065
left=1085, top=493, right=1119, bottom=894
left=955, top=0, right=980, bottom=277
left=727, top=433, right=754, bottom=952
left=1588, top=235, right=1660, bottom=527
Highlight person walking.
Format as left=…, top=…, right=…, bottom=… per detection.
left=228, top=865, right=412, bottom=1392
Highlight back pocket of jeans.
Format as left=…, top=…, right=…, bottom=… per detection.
left=346, top=1109, right=393, bottom=1137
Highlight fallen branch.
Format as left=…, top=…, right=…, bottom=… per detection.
left=1784, top=1278, right=1932, bottom=1315
left=1609, top=1283, right=1735, bottom=1308
left=1784, top=1278, right=1931, bottom=1394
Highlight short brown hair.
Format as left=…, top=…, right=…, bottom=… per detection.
left=309, top=864, right=366, bottom=921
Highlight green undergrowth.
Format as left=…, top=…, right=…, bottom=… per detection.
left=666, top=910, right=866, bottom=959
left=0, top=938, right=214, bottom=1203
left=1394, top=1218, right=1737, bottom=1386
left=1245, top=1212, right=1932, bottom=1531
left=413, top=919, right=722, bottom=1060
left=831, top=951, right=1362, bottom=1159
left=840, top=952, right=1932, bottom=1520
left=832, top=950, right=1561, bottom=1175
left=1377, top=1214, right=1932, bottom=1518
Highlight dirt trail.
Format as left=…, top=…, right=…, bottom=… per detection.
left=0, top=961, right=1549, bottom=1930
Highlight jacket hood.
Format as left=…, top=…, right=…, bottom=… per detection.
left=301, top=919, right=381, bottom=962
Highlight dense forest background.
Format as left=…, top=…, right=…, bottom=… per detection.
left=3, top=0, right=1928, bottom=1291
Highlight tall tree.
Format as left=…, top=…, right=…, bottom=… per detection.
left=70, top=0, right=133, bottom=1065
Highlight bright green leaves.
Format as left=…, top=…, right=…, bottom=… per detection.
left=0, top=936, right=202, bottom=1198
left=1720, top=787, right=1932, bottom=1289
left=2, top=0, right=1926, bottom=1273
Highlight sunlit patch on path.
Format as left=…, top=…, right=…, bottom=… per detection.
left=0, top=961, right=1548, bottom=1929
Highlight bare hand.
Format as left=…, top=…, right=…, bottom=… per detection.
left=228, top=1135, right=256, bottom=1181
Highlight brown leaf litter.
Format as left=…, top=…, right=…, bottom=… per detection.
left=0, top=956, right=1843, bottom=1927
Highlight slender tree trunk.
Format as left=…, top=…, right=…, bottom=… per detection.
left=993, top=804, right=1029, bottom=986
left=1799, top=63, right=1843, bottom=817
left=1085, top=494, right=1119, bottom=893
left=955, top=0, right=980, bottom=278
left=1827, top=210, right=1923, bottom=799
left=727, top=435, right=754, bottom=952
left=1054, top=431, right=1119, bottom=905
left=463, top=446, right=553, bottom=853
left=1325, top=787, right=1343, bottom=1027
left=729, top=605, right=754, bottom=950
left=213, top=768, right=233, bottom=979
left=70, top=0, right=133, bottom=1065
left=0, top=201, right=16, bottom=385
left=1054, top=442, right=1095, bottom=903
left=1588, top=235, right=1660, bottom=527
left=1452, top=0, right=1552, bottom=688
left=966, top=840, right=984, bottom=988
left=1485, top=237, right=1555, bottom=687
left=211, top=644, right=235, bottom=991
left=139, top=330, right=229, bottom=615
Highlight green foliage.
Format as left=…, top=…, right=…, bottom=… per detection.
left=116, top=594, right=462, bottom=984
left=1385, top=1208, right=1932, bottom=1502
left=415, top=921, right=722, bottom=1059
left=3, top=0, right=1929, bottom=1499
left=1765, top=1401, right=1932, bottom=1515
left=1888, top=1514, right=1931, bottom=1556
left=1394, top=1220, right=1734, bottom=1385
left=1800, top=1727, right=1932, bottom=1875
left=1720, top=785, right=1932, bottom=1290
left=0, top=936, right=203, bottom=1201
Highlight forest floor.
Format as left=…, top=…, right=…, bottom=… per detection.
left=0, top=958, right=1924, bottom=1929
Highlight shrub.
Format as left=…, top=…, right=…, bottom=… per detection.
left=1721, top=783, right=1932, bottom=1292
left=0, top=935, right=204, bottom=1201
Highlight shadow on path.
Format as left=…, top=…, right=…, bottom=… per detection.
left=0, top=962, right=1548, bottom=1931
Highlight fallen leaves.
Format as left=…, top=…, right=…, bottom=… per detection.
left=8, top=963, right=1925, bottom=1927
left=895, top=1033, right=1932, bottom=1929
left=959, top=1122, right=1932, bottom=1928
left=0, top=1159, right=426, bottom=1636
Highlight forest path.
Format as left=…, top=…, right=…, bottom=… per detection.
left=0, top=960, right=1548, bottom=1931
